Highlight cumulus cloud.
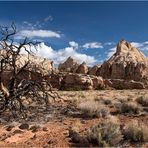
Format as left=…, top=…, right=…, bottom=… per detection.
left=16, top=29, right=61, bottom=39
left=131, top=42, right=143, bottom=48
left=69, top=41, right=79, bottom=49
left=104, top=42, right=115, bottom=46
left=131, top=41, right=148, bottom=51
left=82, top=42, right=103, bottom=49
left=23, top=42, right=96, bottom=66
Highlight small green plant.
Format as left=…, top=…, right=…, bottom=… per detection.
left=123, top=121, right=148, bottom=142
left=118, top=102, right=140, bottom=114
left=88, top=120, right=123, bottom=147
left=115, top=83, right=124, bottom=90
left=78, top=101, right=109, bottom=118
left=96, top=84, right=105, bottom=90
left=102, top=99, right=112, bottom=105
left=136, top=96, right=148, bottom=106
left=66, top=86, right=82, bottom=91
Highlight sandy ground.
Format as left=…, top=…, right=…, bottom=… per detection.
left=0, top=89, right=147, bottom=147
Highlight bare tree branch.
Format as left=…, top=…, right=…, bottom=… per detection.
left=0, top=23, right=58, bottom=119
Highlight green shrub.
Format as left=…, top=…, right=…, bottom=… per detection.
left=102, top=99, right=112, bottom=105
left=115, top=83, right=124, bottom=90
left=123, top=121, right=148, bottom=142
left=78, top=101, right=109, bottom=118
left=96, top=84, right=105, bottom=90
left=88, top=120, right=123, bottom=147
left=66, top=86, right=82, bottom=91
left=118, top=102, right=140, bottom=114
left=136, top=96, right=148, bottom=107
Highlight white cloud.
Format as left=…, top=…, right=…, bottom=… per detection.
left=23, top=21, right=33, bottom=27
left=131, top=42, right=143, bottom=48
left=69, top=41, right=78, bottom=49
left=104, top=42, right=115, bottom=46
left=131, top=41, right=148, bottom=51
left=107, top=47, right=116, bottom=59
left=144, top=41, right=148, bottom=44
left=82, top=42, right=103, bottom=49
left=44, top=16, right=53, bottom=22
left=23, top=42, right=96, bottom=66
left=17, top=29, right=61, bottom=39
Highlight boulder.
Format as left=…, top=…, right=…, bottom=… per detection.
left=76, top=62, right=88, bottom=74
left=91, top=76, right=105, bottom=89
left=61, top=73, right=93, bottom=90
left=49, top=72, right=105, bottom=90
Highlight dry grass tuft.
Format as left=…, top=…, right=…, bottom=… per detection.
left=123, top=121, right=148, bottom=142
left=136, top=96, right=148, bottom=107
left=88, top=119, right=123, bottom=147
left=77, top=100, right=109, bottom=118
left=117, top=102, right=141, bottom=114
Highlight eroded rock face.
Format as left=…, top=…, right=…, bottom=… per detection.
left=0, top=50, right=54, bottom=86
left=99, top=40, right=148, bottom=83
left=49, top=72, right=105, bottom=90
left=76, top=62, right=88, bottom=74
left=91, top=76, right=104, bottom=89
left=104, top=79, right=145, bottom=89
left=17, top=54, right=54, bottom=75
left=58, top=57, right=79, bottom=72
left=61, top=73, right=93, bottom=90
left=88, top=64, right=101, bottom=75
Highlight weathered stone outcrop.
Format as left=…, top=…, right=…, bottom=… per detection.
left=76, top=62, right=88, bottom=74
left=62, top=73, right=93, bottom=90
left=0, top=50, right=54, bottom=86
left=49, top=72, right=105, bottom=90
left=98, top=40, right=148, bottom=84
left=58, top=57, right=79, bottom=72
left=88, top=64, right=101, bottom=75
left=104, top=79, right=145, bottom=89
left=17, top=54, right=54, bottom=75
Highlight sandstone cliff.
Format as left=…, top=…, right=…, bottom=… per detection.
left=98, top=40, right=148, bottom=84
left=58, top=57, right=79, bottom=72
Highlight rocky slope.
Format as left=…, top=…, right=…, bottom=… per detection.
left=1, top=39, right=148, bottom=90
left=17, top=54, right=54, bottom=74
left=98, top=39, right=148, bottom=83
left=58, top=57, right=79, bottom=73
left=56, top=40, right=148, bottom=89
left=58, top=57, right=89, bottom=74
left=0, top=50, right=54, bottom=86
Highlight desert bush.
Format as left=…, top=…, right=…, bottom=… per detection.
left=118, top=97, right=128, bottom=103
left=77, top=100, right=109, bottom=118
left=66, top=86, right=82, bottom=91
left=96, top=84, right=105, bottom=90
left=94, top=97, right=112, bottom=105
left=136, top=96, right=148, bottom=106
left=88, top=120, right=123, bottom=147
left=123, top=121, right=148, bottom=142
left=117, top=102, right=141, bottom=114
left=115, top=84, right=124, bottom=90
left=102, top=99, right=112, bottom=105
left=69, top=127, right=89, bottom=146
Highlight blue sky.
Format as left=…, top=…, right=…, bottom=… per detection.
left=0, top=1, right=148, bottom=66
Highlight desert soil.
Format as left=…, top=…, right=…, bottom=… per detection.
left=0, top=89, right=148, bottom=147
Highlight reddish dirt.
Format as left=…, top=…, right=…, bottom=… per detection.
left=0, top=90, right=147, bottom=147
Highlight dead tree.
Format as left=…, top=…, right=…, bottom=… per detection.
left=0, top=23, right=58, bottom=118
